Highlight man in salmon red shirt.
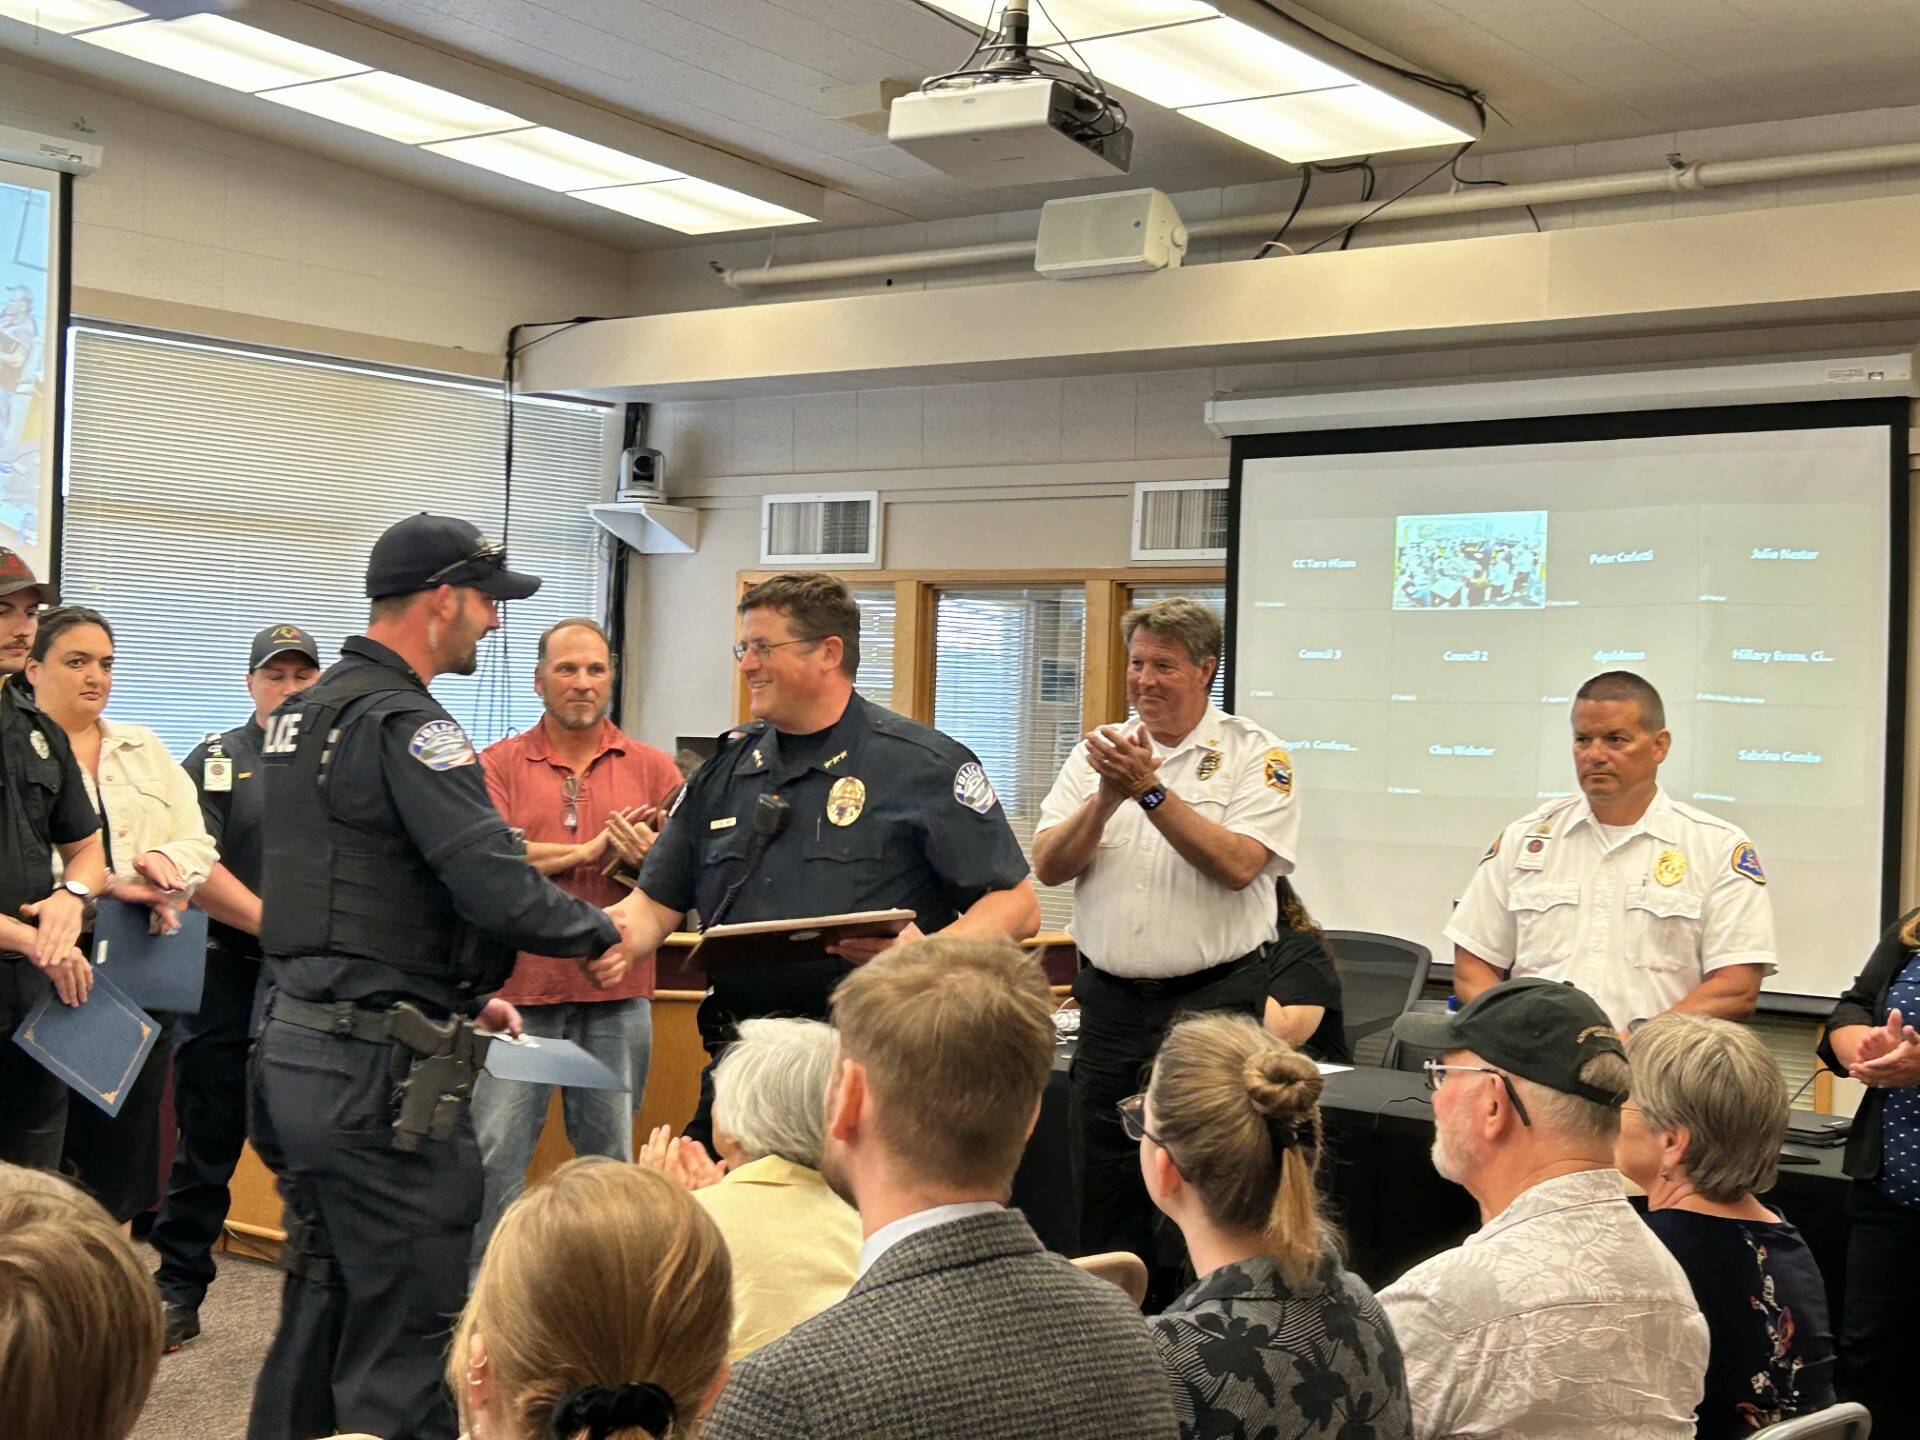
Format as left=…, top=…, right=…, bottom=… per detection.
left=470, top=616, right=681, bottom=1258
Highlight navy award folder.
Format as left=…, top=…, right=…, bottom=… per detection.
left=13, top=969, right=160, bottom=1116
left=90, top=896, right=208, bottom=1013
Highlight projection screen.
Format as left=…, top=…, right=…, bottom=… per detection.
left=1229, top=401, right=1907, bottom=1001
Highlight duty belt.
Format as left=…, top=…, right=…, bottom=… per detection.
left=269, top=992, right=492, bottom=1152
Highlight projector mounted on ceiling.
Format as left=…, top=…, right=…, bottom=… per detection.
left=889, top=0, right=1133, bottom=185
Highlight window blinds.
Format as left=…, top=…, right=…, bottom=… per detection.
left=61, top=327, right=609, bottom=759
left=933, top=587, right=1086, bottom=932
left=849, top=585, right=896, bottom=713
left=1127, top=583, right=1228, bottom=712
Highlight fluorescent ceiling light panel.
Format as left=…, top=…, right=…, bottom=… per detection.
left=0, top=0, right=145, bottom=32
left=1180, top=83, right=1472, bottom=162
left=1074, top=17, right=1351, bottom=109
left=259, top=71, right=527, bottom=144
left=74, top=13, right=364, bottom=91
left=925, top=0, right=1217, bottom=47
left=572, top=176, right=815, bottom=234
left=425, top=126, right=681, bottom=191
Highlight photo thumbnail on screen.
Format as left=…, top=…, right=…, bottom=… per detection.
left=0, top=179, right=51, bottom=556
left=1393, top=510, right=1548, bottom=610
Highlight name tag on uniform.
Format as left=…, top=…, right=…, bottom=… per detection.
left=1515, top=834, right=1552, bottom=872
left=709, top=816, right=737, bottom=831
left=203, top=757, right=233, bottom=793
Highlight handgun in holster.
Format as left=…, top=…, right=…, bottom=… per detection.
left=385, top=1002, right=493, bottom=1154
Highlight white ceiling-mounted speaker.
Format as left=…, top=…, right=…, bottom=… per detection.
left=1132, top=479, right=1228, bottom=562
left=1036, top=187, right=1187, bottom=280
left=761, top=491, right=882, bottom=567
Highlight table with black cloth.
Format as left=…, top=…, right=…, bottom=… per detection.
left=1017, top=1047, right=1853, bottom=1322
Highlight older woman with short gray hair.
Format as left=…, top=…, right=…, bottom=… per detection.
left=656, top=1018, right=861, bottom=1361
left=1617, top=1013, right=1836, bottom=1438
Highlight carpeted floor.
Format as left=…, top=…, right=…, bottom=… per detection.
left=133, top=1242, right=283, bottom=1440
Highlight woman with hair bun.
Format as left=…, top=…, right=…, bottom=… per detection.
left=451, top=1157, right=732, bottom=1440
left=1129, top=1012, right=1411, bottom=1439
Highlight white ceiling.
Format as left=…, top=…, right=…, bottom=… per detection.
left=7, top=0, right=1920, bottom=249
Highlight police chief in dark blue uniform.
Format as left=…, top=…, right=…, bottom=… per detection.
left=151, top=623, right=323, bottom=1354
left=247, top=516, right=633, bottom=1440
left=612, top=572, right=1041, bottom=1147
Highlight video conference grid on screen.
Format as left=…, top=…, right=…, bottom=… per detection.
left=1233, top=424, right=1892, bottom=997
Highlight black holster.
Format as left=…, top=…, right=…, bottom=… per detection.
left=385, top=1003, right=492, bottom=1154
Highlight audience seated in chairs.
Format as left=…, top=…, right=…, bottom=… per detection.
left=1137, top=1012, right=1411, bottom=1440
left=1620, top=1012, right=1836, bottom=1437
left=0, top=1161, right=161, bottom=1440
left=702, top=935, right=1179, bottom=1440
left=1378, top=977, right=1708, bottom=1440
left=452, top=1157, right=732, bottom=1440
left=639, top=1017, right=862, bottom=1361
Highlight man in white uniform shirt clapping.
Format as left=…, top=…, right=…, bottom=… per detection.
left=1033, top=598, right=1300, bottom=1306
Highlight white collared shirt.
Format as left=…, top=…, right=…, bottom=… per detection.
left=1379, top=1169, right=1707, bottom=1440
left=1445, top=786, right=1776, bottom=1028
left=1036, top=705, right=1299, bottom=978
left=856, top=1201, right=1002, bottom=1278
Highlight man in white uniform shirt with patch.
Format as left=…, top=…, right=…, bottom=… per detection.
left=1034, top=597, right=1299, bottom=1306
left=1447, top=670, right=1775, bottom=1033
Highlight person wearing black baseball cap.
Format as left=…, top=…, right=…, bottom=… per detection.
left=247, top=513, right=635, bottom=1440
left=1377, top=978, right=1708, bottom=1440
left=150, top=624, right=323, bottom=1353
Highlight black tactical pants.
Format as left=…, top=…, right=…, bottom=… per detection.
left=246, top=1014, right=480, bottom=1440
left=152, top=950, right=263, bottom=1307
left=1068, top=958, right=1266, bottom=1312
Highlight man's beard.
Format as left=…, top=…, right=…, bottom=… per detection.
left=1430, top=1122, right=1470, bottom=1185
left=548, top=699, right=608, bottom=731
left=819, top=1139, right=856, bottom=1209
left=429, top=618, right=482, bottom=676
left=0, top=648, right=25, bottom=677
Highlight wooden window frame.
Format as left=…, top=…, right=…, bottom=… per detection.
left=733, top=567, right=1227, bottom=730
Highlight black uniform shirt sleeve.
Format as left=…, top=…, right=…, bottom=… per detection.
left=377, top=709, right=619, bottom=957
left=1267, top=930, right=1342, bottom=1008
left=182, top=740, right=234, bottom=846
left=46, top=725, right=99, bottom=847
left=914, top=739, right=1031, bottom=913
left=1820, top=910, right=1917, bottom=1070
left=636, top=750, right=726, bottom=915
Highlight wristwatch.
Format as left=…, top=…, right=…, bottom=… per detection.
left=1136, top=782, right=1167, bottom=812
left=59, top=879, right=92, bottom=905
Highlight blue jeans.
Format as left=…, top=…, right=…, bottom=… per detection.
left=469, top=997, right=652, bottom=1265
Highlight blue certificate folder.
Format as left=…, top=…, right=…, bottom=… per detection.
left=13, top=970, right=160, bottom=1116
left=91, top=896, right=207, bottom=1013
left=481, top=1033, right=623, bottom=1091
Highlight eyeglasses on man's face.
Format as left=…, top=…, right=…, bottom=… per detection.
left=732, top=637, right=815, bottom=664
left=424, top=540, right=507, bottom=587
left=1422, top=1059, right=1533, bottom=1128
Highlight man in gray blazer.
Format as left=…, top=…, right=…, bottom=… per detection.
left=704, top=935, right=1178, bottom=1440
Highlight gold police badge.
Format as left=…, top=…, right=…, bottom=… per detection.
left=826, top=775, right=866, bottom=827
left=1196, top=749, right=1222, bottom=781
left=1654, top=849, right=1687, bottom=887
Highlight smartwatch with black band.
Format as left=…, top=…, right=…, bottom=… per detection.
left=1136, top=782, right=1167, bottom=811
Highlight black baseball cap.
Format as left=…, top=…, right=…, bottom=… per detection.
left=1394, top=977, right=1628, bottom=1107
left=364, top=513, right=541, bottom=601
left=0, top=547, right=58, bottom=607
left=249, top=624, right=320, bottom=671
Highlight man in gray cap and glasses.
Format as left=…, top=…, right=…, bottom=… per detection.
left=1379, top=978, right=1707, bottom=1440
left=246, top=514, right=637, bottom=1440
left=152, top=623, right=324, bottom=1354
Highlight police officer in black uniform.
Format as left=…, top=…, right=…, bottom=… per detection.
left=247, top=516, right=631, bottom=1440
left=151, top=623, right=322, bottom=1353
left=610, top=572, right=1041, bottom=1147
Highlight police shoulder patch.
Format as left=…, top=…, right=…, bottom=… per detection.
left=954, top=761, right=997, bottom=814
left=1731, top=841, right=1766, bottom=885
left=1480, top=832, right=1501, bottom=865
left=408, top=718, right=476, bottom=771
left=1262, top=746, right=1293, bottom=796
